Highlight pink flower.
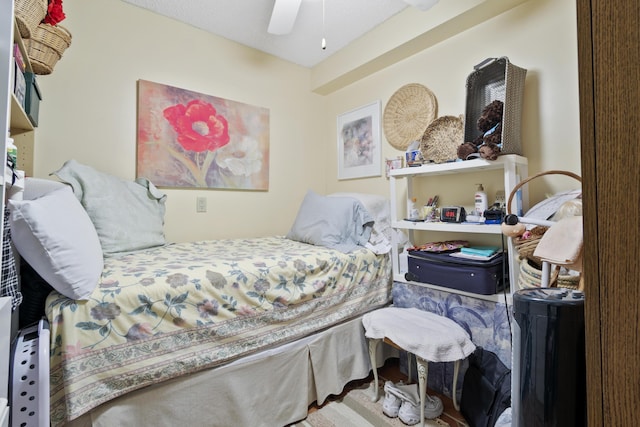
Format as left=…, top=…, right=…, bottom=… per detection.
left=163, top=100, right=230, bottom=153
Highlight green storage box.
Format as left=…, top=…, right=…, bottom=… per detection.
left=24, top=72, right=42, bottom=127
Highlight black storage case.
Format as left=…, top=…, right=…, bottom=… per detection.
left=513, top=288, right=586, bottom=426
left=405, top=251, right=507, bottom=295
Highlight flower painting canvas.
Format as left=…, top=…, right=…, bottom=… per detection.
left=136, top=80, right=270, bottom=190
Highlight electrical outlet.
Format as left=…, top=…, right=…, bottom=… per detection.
left=494, top=190, right=505, bottom=207
left=196, top=197, right=207, bottom=213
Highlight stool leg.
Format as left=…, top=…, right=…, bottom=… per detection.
left=452, top=359, right=461, bottom=411
left=407, top=351, right=413, bottom=382
left=416, top=356, right=428, bottom=427
left=368, top=338, right=381, bottom=402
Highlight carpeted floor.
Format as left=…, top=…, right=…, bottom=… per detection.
left=290, top=378, right=469, bottom=427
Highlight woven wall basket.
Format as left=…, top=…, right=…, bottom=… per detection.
left=420, top=114, right=464, bottom=163
left=383, top=83, right=437, bottom=151
left=25, top=23, right=72, bottom=75
left=15, top=0, right=48, bottom=39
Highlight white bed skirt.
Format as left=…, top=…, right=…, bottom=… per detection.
left=66, top=315, right=397, bottom=427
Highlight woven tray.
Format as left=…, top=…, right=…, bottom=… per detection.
left=383, top=83, right=437, bottom=151
left=420, top=114, right=464, bottom=163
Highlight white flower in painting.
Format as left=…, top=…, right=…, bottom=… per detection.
left=215, top=136, right=263, bottom=176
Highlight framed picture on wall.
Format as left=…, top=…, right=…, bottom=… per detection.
left=136, top=79, right=270, bottom=190
left=337, top=100, right=381, bottom=180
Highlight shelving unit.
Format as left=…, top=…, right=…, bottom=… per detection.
left=9, top=20, right=36, bottom=177
left=389, top=154, right=528, bottom=302
left=2, top=0, right=39, bottom=411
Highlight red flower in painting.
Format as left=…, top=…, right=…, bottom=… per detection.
left=163, top=100, right=230, bottom=153
left=44, top=0, right=66, bottom=25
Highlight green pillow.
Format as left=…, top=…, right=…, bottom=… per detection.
left=52, top=159, right=167, bottom=256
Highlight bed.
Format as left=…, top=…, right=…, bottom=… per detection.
left=7, top=160, right=395, bottom=427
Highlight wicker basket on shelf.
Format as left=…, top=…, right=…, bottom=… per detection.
left=518, top=258, right=581, bottom=290
left=15, top=0, right=48, bottom=39
left=464, top=57, right=527, bottom=156
left=25, top=23, right=72, bottom=75
left=506, top=170, right=583, bottom=290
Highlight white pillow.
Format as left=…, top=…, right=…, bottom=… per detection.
left=329, top=192, right=392, bottom=254
left=286, top=190, right=373, bottom=253
left=9, top=185, right=103, bottom=300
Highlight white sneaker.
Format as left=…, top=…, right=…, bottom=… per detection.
left=392, top=384, right=444, bottom=425
left=423, top=395, right=444, bottom=420
left=382, top=381, right=402, bottom=418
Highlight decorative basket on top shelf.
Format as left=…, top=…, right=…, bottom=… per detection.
left=464, top=57, right=527, bottom=156
left=25, top=23, right=72, bottom=75
left=14, top=0, right=48, bottom=39
left=505, top=170, right=583, bottom=290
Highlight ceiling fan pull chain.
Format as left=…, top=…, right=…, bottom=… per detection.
left=321, top=0, right=327, bottom=50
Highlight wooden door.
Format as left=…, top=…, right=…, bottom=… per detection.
left=576, top=0, right=640, bottom=424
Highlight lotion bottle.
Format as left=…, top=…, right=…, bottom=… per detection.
left=474, top=184, right=488, bottom=216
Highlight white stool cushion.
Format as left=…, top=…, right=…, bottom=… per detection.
left=362, top=307, right=475, bottom=362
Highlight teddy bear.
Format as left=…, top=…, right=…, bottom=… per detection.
left=457, top=99, right=504, bottom=161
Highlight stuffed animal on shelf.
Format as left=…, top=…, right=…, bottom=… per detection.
left=457, top=99, right=504, bottom=161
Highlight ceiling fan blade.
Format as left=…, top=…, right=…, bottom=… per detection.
left=268, top=0, right=303, bottom=35
left=404, top=0, right=439, bottom=11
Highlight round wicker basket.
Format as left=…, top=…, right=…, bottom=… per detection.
left=506, top=170, right=582, bottom=264
left=420, top=114, right=464, bottom=163
left=383, top=83, right=437, bottom=151
left=15, top=0, right=48, bottom=39
left=513, top=225, right=547, bottom=264
left=518, top=258, right=581, bottom=290
left=25, top=24, right=72, bottom=75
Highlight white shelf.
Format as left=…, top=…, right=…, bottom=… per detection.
left=10, top=93, right=34, bottom=133
left=390, top=155, right=528, bottom=178
left=393, top=220, right=503, bottom=234
left=389, top=154, right=529, bottom=299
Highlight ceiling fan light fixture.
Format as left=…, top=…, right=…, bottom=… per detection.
left=403, top=0, right=439, bottom=11
left=268, top=0, right=303, bottom=35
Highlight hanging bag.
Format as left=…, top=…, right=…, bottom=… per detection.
left=460, top=347, right=511, bottom=427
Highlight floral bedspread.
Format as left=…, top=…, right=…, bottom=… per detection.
left=46, top=236, right=392, bottom=426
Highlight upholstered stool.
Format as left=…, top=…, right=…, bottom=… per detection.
left=362, top=307, right=476, bottom=427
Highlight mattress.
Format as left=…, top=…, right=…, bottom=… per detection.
left=46, top=236, right=392, bottom=425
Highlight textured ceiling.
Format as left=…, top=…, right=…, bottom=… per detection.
left=120, top=0, right=412, bottom=68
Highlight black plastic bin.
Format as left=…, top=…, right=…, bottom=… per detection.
left=513, top=288, right=586, bottom=427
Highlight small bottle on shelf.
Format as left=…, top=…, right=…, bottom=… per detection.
left=408, top=197, right=420, bottom=220
left=7, top=136, right=18, bottom=166
left=474, top=184, right=488, bottom=216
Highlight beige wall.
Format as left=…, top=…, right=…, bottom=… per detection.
left=324, top=0, right=581, bottom=207
left=34, top=0, right=327, bottom=242
left=34, top=0, right=580, bottom=243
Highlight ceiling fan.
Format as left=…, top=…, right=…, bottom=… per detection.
left=267, top=0, right=440, bottom=35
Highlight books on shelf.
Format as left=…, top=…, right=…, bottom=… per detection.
left=450, top=246, right=502, bottom=261
left=13, top=60, right=26, bottom=108
left=461, top=246, right=500, bottom=257
left=13, top=43, right=25, bottom=72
